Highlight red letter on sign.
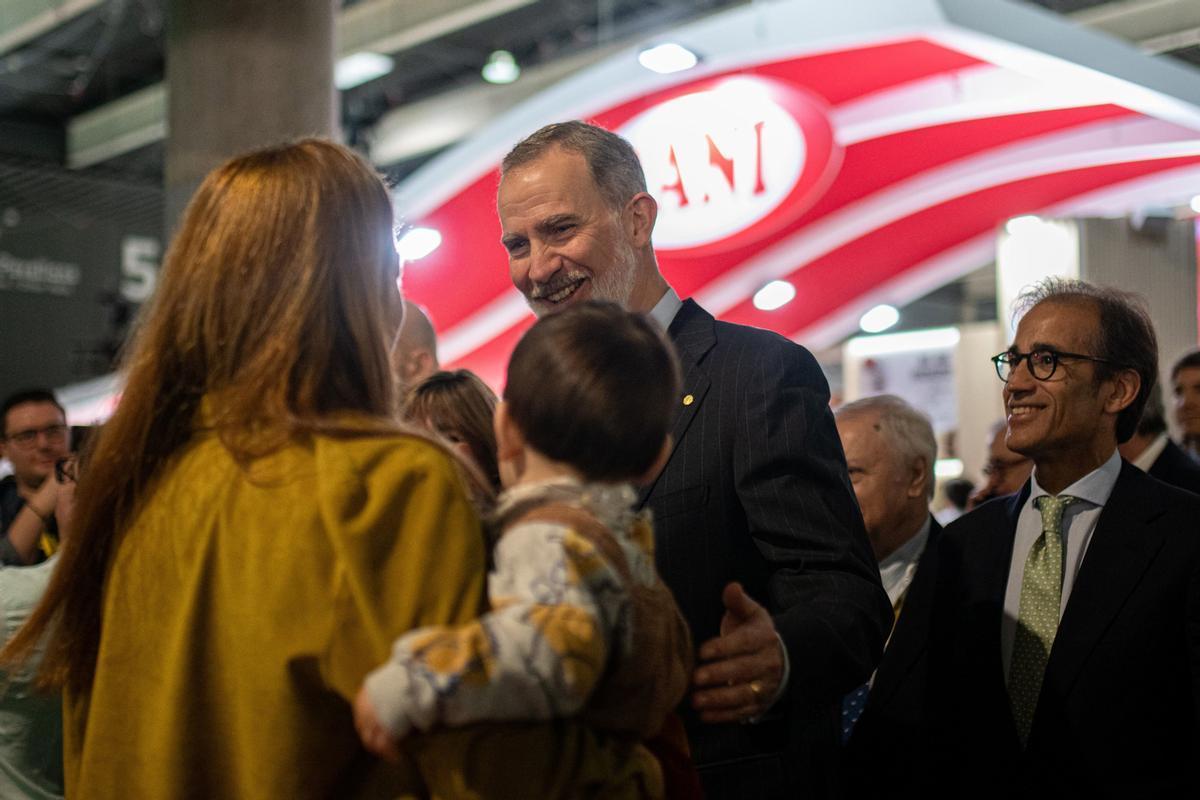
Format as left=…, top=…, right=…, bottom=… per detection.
left=661, top=145, right=690, bottom=208
left=703, top=123, right=767, bottom=201
left=707, top=135, right=736, bottom=196
left=753, top=121, right=766, bottom=195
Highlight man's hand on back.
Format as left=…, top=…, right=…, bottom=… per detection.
left=690, top=582, right=785, bottom=723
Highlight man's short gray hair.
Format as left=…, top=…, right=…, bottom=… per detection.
left=501, top=120, right=648, bottom=212
left=836, top=394, right=938, bottom=499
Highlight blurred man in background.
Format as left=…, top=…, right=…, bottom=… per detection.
left=1118, top=382, right=1200, bottom=494
left=0, top=390, right=70, bottom=565
left=835, top=395, right=942, bottom=797
left=1171, top=349, right=1200, bottom=460
left=967, top=420, right=1032, bottom=509
left=391, top=300, right=439, bottom=390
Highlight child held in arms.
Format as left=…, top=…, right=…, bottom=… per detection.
left=354, top=300, right=692, bottom=788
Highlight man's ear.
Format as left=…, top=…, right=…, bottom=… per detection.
left=1104, top=369, right=1141, bottom=416
left=400, top=349, right=433, bottom=383
left=493, top=401, right=525, bottom=462
left=635, top=435, right=673, bottom=486
left=625, top=192, right=658, bottom=249
left=906, top=456, right=930, bottom=500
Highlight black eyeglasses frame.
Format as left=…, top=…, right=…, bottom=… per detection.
left=990, top=348, right=1126, bottom=383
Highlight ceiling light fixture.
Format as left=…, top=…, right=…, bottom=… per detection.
left=1190, top=195, right=1200, bottom=215
left=752, top=280, right=796, bottom=311
left=637, top=42, right=699, bottom=74
left=1004, top=214, right=1044, bottom=236
left=482, top=50, right=520, bottom=85
left=846, top=327, right=960, bottom=358
left=335, top=52, right=394, bottom=90
left=396, top=227, right=442, bottom=261
left=859, top=304, right=900, bottom=334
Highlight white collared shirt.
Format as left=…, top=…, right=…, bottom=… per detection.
left=877, top=516, right=931, bottom=612
left=1001, top=449, right=1122, bottom=681
left=1131, top=432, right=1169, bottom=473
left=648, top=286, right=682, bottom=331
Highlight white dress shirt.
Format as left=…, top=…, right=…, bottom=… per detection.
left=648, top=286, right=683, bottom=330
left=1131, top=432, right=1169, bottom=473
left=1001, top=449, right=1121, bottom=681
left=878, top=516, right=931, bottom=613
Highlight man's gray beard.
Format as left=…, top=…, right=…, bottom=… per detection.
left=591, top=238, right=639, bottom=308
left=527, top=238, right=640, bottom=317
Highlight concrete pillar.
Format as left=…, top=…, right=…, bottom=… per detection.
left=165, top=0, right=337, bottom=228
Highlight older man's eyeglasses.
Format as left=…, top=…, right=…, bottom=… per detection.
left=2, top=424, right=68, bottom=448
left=991, top=349, right=1122, bottom=383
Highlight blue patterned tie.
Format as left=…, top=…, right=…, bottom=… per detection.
left=841, top=682, right=870, bottom=743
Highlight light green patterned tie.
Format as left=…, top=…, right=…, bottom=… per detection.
left=1009, top=494, right=1076, bottom=746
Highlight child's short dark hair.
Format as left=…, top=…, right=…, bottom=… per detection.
left=505, top=301, right=681, bottom=482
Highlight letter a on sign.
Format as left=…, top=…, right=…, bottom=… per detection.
left=620, top=76, right=837, bottom=254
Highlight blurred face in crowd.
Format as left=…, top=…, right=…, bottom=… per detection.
left=1002, top=300, right=1134, bottom=491
left=837, top=409, right=928, bottom=562
left=1174, top=366, right=1200, bottom=438
left=498, top=147, right=644, bottom=316
left=978, top=425, right=1033, bottom=501
left=0, top=401, right=70, bottom=490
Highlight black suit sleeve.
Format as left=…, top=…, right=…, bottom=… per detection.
left=732, top=335, right=892, bottom=703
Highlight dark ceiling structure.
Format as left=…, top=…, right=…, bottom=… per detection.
left=1, top=0, right=1198, bottom=183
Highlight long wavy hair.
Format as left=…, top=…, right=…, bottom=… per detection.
left=1, top=139, right=407, bottom=693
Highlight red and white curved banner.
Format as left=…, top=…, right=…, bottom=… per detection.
left=393, top=0, right=1200, bottom=388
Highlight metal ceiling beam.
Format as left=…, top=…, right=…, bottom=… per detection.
left=370, top=41, right=621, bottom=165
left=1072, top=0, right=1200, bottom=52
left=0, top=0, right=103, bottom=55
left=66, top=0, right=537, bottom=168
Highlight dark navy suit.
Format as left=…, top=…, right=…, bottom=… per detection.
left=842, top=518, right=943, bottom=799
left=930, top=463, right=1200, bottom=797
left=640, top=299, right=891, bottom=799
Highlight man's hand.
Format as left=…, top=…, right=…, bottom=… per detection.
left=353, top=686, right=403, bottom=763
left=691, top=582, right=785, bottom=723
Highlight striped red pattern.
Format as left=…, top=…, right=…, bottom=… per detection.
left=398, top=38, right=1200, bottom=387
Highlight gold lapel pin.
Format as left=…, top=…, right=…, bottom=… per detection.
left=683, top=394, right=694, bottom=406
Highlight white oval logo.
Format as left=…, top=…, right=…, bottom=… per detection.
left=619, top=78, right=806, bottom=251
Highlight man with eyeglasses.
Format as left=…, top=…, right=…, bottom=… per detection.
left=0, top=389, right=71, bottom=565
left=929, top=278, right=1200, bottom=795
left=967, top=420, right=1033, bottom=509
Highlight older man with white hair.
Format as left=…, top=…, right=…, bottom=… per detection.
left=835, top=394, right=942, bottom=797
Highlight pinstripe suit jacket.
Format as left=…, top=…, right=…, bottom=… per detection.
left=639, top=299, right=891, bottom=798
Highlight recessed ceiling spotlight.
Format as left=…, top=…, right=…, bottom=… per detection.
left=859, top=304, right=900, bottom=334
left=1004, top=214, right=1044, bottom=236
left=752, top=280, right=796, bottom=311
left=637, top=42, right=699, bottom=74
left=335, top=52, right=394, bottom=90
left=482, top=50, right=520, bottom=84
left=396, top=227, right=442, bottom=261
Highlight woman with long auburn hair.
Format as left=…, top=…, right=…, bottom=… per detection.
left=1, top=140, right=646, bottom=799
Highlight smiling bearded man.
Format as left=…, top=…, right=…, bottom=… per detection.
left=495, top=121, right=891, bottom=799
left=928, top=278, right=1200, bottom=796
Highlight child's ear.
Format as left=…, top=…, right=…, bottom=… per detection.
left=635, top=435, right=673, bottom=486
left=494, top=401, right=525, bottom=461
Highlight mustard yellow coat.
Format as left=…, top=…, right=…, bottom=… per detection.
left=64, top=426, right=661, bottom=799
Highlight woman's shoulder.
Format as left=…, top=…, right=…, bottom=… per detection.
left=311, top=425, right=457, bottom=482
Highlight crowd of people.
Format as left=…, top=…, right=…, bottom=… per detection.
left=0, top=121, right=1197, bottom=799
